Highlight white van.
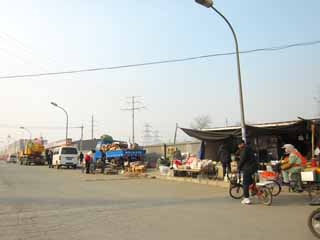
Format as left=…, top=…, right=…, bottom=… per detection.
left=52, top=146, right=78, bottom=169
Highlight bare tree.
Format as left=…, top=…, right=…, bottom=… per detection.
left=191, top=115, right=212, bottom=129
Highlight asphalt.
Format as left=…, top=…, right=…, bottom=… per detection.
left=0, top=162, right=317, bottom=240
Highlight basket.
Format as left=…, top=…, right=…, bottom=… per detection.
left=258, top=171, right=277, bottom=181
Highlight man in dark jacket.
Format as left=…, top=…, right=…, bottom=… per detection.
left=217, top=144, right=231, bottom=178
left=100, top=149, right=106, bottom=174
left=237, top=140, right=258, bottom=205
left=79, top=152, right=84, bottom=165
left=48, top=150, right=53, bottom=168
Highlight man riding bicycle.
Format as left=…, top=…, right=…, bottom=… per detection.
left=238, top=140, right=259, bottom=205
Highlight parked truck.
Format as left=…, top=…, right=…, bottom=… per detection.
left=19, top=139, right=45, bottom=165
left=94, top=138, right=145, bottom=170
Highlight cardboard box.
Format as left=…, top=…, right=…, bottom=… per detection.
left=301, top=171, right=315, bottom=182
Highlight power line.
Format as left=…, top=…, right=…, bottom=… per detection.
left=0, top=40, right=319, bottom=80
left=0, top=124, right=83, bottom=129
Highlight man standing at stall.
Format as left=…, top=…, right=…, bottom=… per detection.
left=237, top=140, right=258, bottom=205
left=217, top=143, right=231, bottom=178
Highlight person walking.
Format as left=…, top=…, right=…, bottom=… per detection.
left=79, top=152, right=84, bottom=172
left=90, top=150, right=96, bottom=174
left=100, top=149, right=106, bottom=174
left=237, top=140, right=258, bottom=205
left=48, top=150, right=53, bottom=168
left=217, top=143, right=231, bottom=178
left=85, top=151, right=91, bottom=174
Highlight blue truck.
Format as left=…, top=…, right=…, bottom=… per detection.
left=94, top=140, right=145, bottom=162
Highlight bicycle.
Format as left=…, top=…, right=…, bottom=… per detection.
left=258, top=170, right=282, bottom=197
left=269, top=161, right=320, bottom=200
left=228, top=172, right=273, bottom=206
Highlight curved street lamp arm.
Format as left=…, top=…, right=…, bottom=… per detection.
left=55, top=105, right=69, bottom=141
left=210, top=6, right=246, bottom=142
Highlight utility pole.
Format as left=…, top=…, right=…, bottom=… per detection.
left=80, top=125, right=84, bottom=152
left=91, top=115, right=94, bottom=140
left=121, top=96, right=145, bottom=146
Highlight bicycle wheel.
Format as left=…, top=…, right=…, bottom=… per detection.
left=229, top=184, right=244, bottom=199
left=308, top=208, right=320, bottom=238
left=269, top=180, right=281, bottom=197
left=307, top=185, right=320, bottom=201
left=258, top=187, right=273, bottom=206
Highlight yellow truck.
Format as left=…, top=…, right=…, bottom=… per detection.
left=19, top=139, right=45, bottom=165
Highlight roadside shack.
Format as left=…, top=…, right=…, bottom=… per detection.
left=180, top=119, right=320, bottom=164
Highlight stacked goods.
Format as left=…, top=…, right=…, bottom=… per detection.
left=128, top=161, right=145, bottom=174
left=258, top=171, right=277, bottom=182
left=185, top=154, right=200, bottom=169
left=100, top=143, right=122, bottom=152
left=172, top=159, right=182, bottom=169
left=109, top=142, right=121, bottom=151
left=200, top=160, right=214, bottom=172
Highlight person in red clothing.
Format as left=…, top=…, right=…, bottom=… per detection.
left=84, top=152, right=91, bottom=174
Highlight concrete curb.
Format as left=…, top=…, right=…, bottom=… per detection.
left=149, top=173, right=229, bottom=188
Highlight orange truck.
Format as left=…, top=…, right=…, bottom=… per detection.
left=19, top=139, right=45, bottom=165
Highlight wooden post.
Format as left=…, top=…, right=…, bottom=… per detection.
left=312, top=121, right=315, bottom=159
left=173, top=123, right=178, bottom=145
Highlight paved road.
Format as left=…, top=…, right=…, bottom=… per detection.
left=0, top=162, right=316, bottom=240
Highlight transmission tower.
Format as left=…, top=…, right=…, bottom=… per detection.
left=142, top=123, right=153, bottom=146
left=153, top=130, right=161, bottom=144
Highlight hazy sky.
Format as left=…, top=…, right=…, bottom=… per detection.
left=0, top=0, right=319, bottom=146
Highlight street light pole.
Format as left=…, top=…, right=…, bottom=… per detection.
left=51, top=102, right=69, bottom=143
left=195, top=0, right=247, bottom=142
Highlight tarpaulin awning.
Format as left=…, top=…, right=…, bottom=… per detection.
left=180, top=120, right=312, bottom=142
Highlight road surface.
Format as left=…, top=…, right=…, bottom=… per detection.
left=0, top=162, right=316, bottom=240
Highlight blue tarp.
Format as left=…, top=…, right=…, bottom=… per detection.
left=106, top=149, right=145, bottom=158
left=94, top=149, right=146, bottom=160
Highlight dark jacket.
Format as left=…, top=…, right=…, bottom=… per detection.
left=217, top=145, right=231, bottom=163
left=238, top=145, right=258, bottom=173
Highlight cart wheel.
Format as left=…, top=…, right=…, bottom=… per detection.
left=307, top=185, right=320, bottom=201
left=308, top=208, right=320, bottom=238
left=258, top=187, right=273, bottom=206
left=229, top=184, right=244, bottom=199
left=269, top=180, right=281, bottom=197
